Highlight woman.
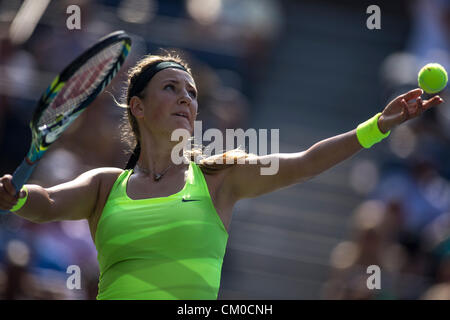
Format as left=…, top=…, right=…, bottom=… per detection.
left=0, top=53, right=444, bottom=300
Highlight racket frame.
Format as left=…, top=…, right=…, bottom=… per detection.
left=3, top=31, right=131, bottom=204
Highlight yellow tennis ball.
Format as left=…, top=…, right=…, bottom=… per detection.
left=418, top=63, right=448, bottom=94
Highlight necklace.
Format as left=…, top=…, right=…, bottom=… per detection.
left=135, top=163, right=174, bottom=182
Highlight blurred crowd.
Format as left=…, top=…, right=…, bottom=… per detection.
left=1, top=0, right=449, bottom=300
left=323, top=0, right=450, bottom=300
left=0, top=0, right=279, bottom=299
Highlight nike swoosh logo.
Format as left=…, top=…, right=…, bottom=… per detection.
left=182, top=199, right=200, bottom=202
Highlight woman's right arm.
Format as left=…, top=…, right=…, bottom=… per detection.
left=0, top=168, right=122, bottom=223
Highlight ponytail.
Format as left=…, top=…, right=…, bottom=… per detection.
left=125, top=142, right=141, bottom=169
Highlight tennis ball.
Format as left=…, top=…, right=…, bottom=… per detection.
left=417, top=63, right=448, bottom=94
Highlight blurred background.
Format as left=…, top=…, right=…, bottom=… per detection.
left=0, top=0, right=449, bottom=300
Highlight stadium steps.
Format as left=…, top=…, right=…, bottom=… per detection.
left=219, top=1, right=408, bottom=299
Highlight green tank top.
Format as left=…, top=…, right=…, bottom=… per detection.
left=94, top=161, right=229, bottom=300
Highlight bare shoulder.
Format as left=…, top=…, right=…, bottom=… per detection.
left=91, top=167, right=124, bottom=182
left=73, top=167, right=124, bottom=213
left=200, top=164, right=239, bottom=232
left=81, top=167, right=124, bottom=179
left=205, top=154, right=278, bottom=201
left=200, top=163, right=237, bottom=203
left=87, top=167, right=124, bottom=241
left=74, top=167, right=124, bottom=189
left=79, top=167, right=124, bottom=211
left=88, top=167, right=124, bottom=197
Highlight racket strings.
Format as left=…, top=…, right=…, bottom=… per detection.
left=37, top=41, right=125, bottom=128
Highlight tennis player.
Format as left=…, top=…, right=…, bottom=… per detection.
left=0, top=54, right=444, bottom=300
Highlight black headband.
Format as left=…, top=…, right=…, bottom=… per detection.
left=127, top=61, right=188, bottom=104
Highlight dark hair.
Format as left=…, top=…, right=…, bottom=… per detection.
left=121, top=54, right=192, bottom=169
left=120, top=53, right=253, bottom=173
left=124, top=142, right=141, bottom=170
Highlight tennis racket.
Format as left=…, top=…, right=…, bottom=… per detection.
left=0, top=30, right=131, bottom=214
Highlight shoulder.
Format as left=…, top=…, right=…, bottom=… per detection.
left=86, top=168, right=125, bottom=240
left=200, top=154, right=271, bottom=201
left=76, top=167, right=125, bottom=191
left=87, top=168, right=124, bottom=218
left=196, top=156, right=256, bottom=204
left=78, top=167, right=124, bottom=180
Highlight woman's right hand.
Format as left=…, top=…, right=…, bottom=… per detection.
left=1, top=168, right=121, bottom=222
left=0, top=174, right=26, bottom=211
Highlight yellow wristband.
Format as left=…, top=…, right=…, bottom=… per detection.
left=356, top=113, right=391, bottom=148
left=11, top=186, right=28, bottom=212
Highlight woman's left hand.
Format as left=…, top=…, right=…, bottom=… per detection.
left=377, top=88, right=444, bottom=134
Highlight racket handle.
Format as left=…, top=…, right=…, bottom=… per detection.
left=11, top=159, right=36, bottom=194
left=0, top=159, right=36, bottom=214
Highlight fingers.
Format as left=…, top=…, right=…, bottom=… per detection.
left=422, top=95, right=444, bottom=111
left=18, top=189, right=27, bottom=199
left=403, top=95, right=442, bottom=120
left=399, top=88, right=444, bottom=121
left=0, top=192, right=17, bottom=210
left=411, top=96, right=424, bottom=117
left=399, top=98, right=410, bottom=122
left=2, top=175, right=17, bottom=197
left=400, top=88, right=423, bottom=102
left=0, top=175, right=18, bottom=211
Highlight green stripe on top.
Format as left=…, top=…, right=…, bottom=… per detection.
left=95, top=161, right=228, bottom=300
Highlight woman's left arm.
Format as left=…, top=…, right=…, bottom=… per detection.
left=225, top=88, right=444, bottom=201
